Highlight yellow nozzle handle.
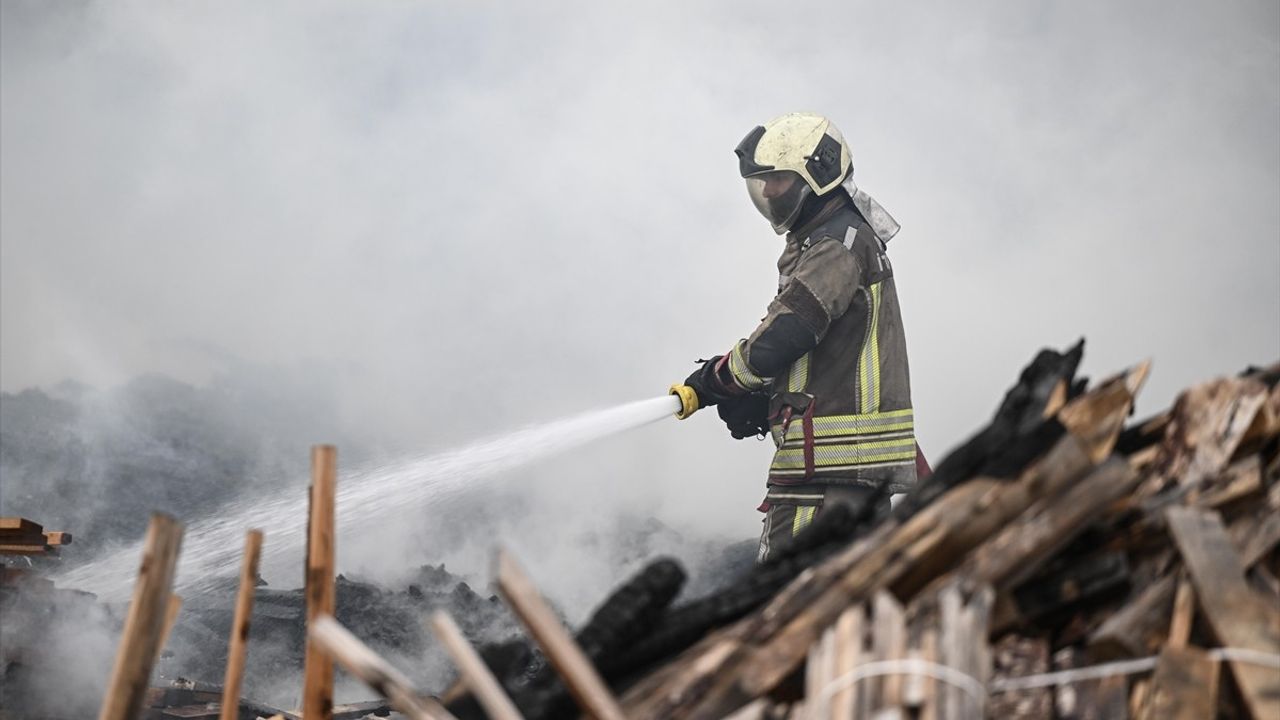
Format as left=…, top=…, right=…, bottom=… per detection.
left=669, top=384, right=700, bottom=420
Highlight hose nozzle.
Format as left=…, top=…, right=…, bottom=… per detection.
left=669, top=384, right=700, bottom=420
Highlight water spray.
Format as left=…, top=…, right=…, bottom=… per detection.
left=54, top=394, right=685, bottom=601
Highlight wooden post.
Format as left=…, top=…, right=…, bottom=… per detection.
left=428, top=610, right=524, bottom=720
left=309, top=615, right=457, bottom=720
left=494, top=548, right=626, bottom=720
left=98, top=513, right=185, bottom=720
left=304, top=445, right=337, bottom=720
left=221, top=529, right=264, bottom=720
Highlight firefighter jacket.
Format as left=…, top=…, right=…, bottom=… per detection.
left=723, top=195, right=917, bottom=492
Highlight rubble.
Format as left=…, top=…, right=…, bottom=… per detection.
left=439, top=343, right=1279, bottom=719
left=7, top=341, right=1278, bottom=719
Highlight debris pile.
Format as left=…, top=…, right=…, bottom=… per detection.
left=15, top=342, right=1278, bottom=719
left=437, top=343, right=1278, bottom=719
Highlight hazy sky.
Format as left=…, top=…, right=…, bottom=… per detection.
left=3, top=1, right=1278, bottom=546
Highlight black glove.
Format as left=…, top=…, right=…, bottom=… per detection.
left=683, top=356, right=734, bottom=408
left=718, top=392, right=770, bottom=439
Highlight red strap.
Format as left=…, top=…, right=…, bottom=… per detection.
left=802, top=401, right=816, bottom=478
left=779, top=406, right=795, bottom=437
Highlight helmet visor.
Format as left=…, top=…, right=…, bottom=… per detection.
left=745, top=170, right=810, bottom=234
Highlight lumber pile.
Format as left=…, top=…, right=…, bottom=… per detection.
left=432, top=343, right=1279, bottom=720
left=0, top=516, right=72, bottom=557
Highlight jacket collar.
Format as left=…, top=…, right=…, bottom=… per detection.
left=786, top=194, right=855, bottom=248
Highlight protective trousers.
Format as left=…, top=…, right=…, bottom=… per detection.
left=756, top=484, right=890, bottom=562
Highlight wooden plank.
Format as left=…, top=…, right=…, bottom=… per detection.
left=805, top=627, right=836, bottom=720
left=830, top=606, right=864, bottom=720
left=1089, top=574, right=1176, bottom=658
left=818, top=628, right=837, bottom=720
left=1197, top=455, right=1262, bottom=510
left=44, top=531, right=72, bottom=545
left=961, top=587, right=992, bottom=712
left=804, top=630, right=823, bottom=716
left=304, top=445, right=337, bottom=720
left=0, top=543, right=56, bottom=555
left=937, top=585, right=962, bottom=720
left=221, top=529, right=264, bottom=720
left=1165, top=507, right=1280, bottom=720
left=1091, top=504, right=1274, bottom=659
left=1165, top=577, right=1195, bottom=650
left=0, top=517, right=42, bottom=533
left=1137, top=377, right=1266, bottom=504
left=309, top=615, right=455, bottom=720
left=1058, top=360, right=1149, bottom=463
left=428, top=610, right=524, bottom=720
left=1135, top=646, right=1218, bottom=720
left=871, top=592, right=906, bottom=710
left=1091, top=675, right=1130, bottom=720
left=495, top=549, right=626, bottom=720
left=1128, top=678, right=1150, bottom=718
left=1234, top=511, right=1280, bottom=569
left=98, top=512, right=185, bottom=720
left=914, top=629, right=939, bottom=720
left=964, top=459, right=1137, bottom=590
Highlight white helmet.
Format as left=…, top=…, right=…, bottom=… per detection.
left=734, top=112, right=853, bottom=234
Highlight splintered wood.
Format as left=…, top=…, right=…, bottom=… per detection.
left=597, top=357, right=1280, bottom=720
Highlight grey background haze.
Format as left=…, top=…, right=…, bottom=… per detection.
left=2, top=1, right=1278, bottom=591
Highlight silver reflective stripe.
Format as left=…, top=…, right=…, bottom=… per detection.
left=757, top=512, right=772, bottom=562
left=843, top=226, right=857, bottom=249
left=764, top=491, right=826, bottom=502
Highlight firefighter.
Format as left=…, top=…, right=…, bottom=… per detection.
left=672, top=112, right=918, bottom=562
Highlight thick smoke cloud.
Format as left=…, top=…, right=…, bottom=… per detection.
left=2, top=0, right=1277, bottom=625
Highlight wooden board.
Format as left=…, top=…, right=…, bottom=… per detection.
left=1136, top=646, right=1218, bottom=720
left=0, top=517, right=42, bottom=534
left=1165, top=507, right=1280, bottom=720
left=495, top=549, right=625, bottom=720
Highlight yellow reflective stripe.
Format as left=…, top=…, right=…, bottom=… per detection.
left=728, top=340, right=767, bottom=390
left=792, top=506, right=816, bottom=536
left=787, top=352, right=810, bottom=393
left=771, top=438, right=917, bottom=470
left=858, top=282, right=883, bottom=413
left=772, top=459, right=915, bottom=476
left=778, top=409, right=914, bottom=442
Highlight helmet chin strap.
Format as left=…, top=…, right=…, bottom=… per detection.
left=841, top=175, right=901, bottom=242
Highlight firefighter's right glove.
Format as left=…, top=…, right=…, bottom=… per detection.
left=683, top=355, right=739, bottom=409
left=718, top=392, right=770, bottom=440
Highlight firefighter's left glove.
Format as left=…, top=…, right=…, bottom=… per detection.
left=683, top=356, right=739, bottom=409
left=718, top=392, right=770, bottom=440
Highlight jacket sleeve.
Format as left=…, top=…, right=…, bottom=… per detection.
left=722, top=238, right=863, bottom=392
